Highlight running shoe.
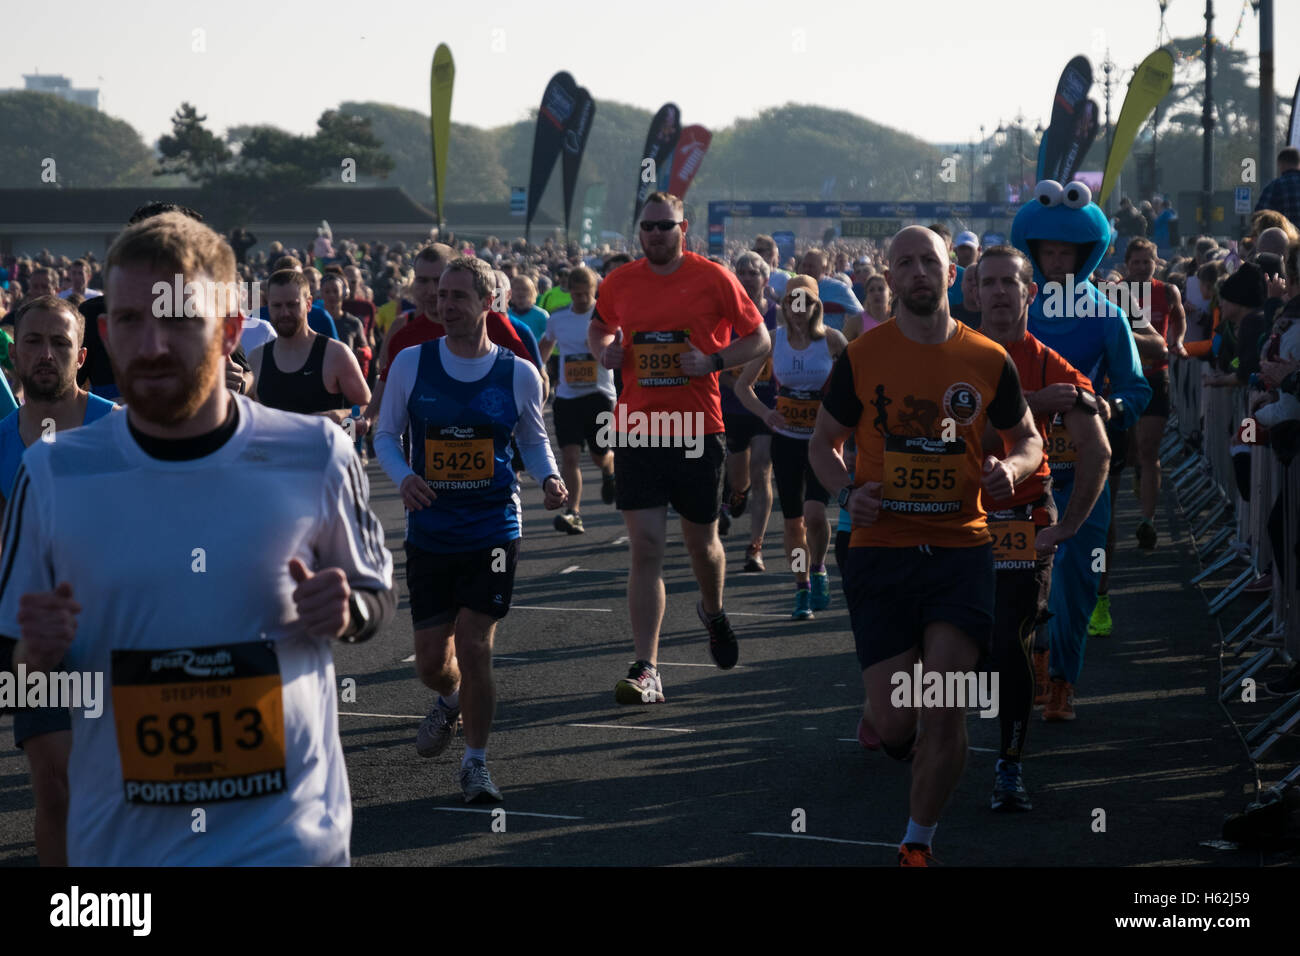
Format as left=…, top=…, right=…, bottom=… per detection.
left=615, top=661, right=665, bottom=704
left=857, top=714, right=881, bottom=751
left=1244, top=572, right=1274, bottom=594
left=459, top=758, right=503, bottom=804
left=991, top=759, right=1032, bottom=812
left=717, top=505, right=732, bottom=536
left=554, top=510, right=585, bottom=535
left=698, top=601, right=739, bottom=669
left=744, top=544, right=766, bottom=573
left=810, top=571, right=831, bottom=611
left=1136, top=518, right=1157, bottom=550
left=416, top=699, right=461, bottom=758
left=1087, top=594, right=1112, bottom=637
left=1262, top=663, right=1300, bottom=697
left=1032, top=650, right=1050, bottom=707
left=1043, top=680, right=1076, bottom=722
left=792, top=587, right=813, bottom=620
left=729, top=485, right=751, bottom=518
left=897, top=843, right=936, bottom=867
left=601, top=472, right=616, bottom=505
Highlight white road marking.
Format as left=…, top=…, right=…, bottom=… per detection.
left=749, top=832, right=897, bottom=848
left=559, top=565, right=581, bottom=574
left=613, top=536, right=629, bottom=545
left=569, top=722, right=694, bottom=734
left=402, top=654, right=415, bottom=662
left=514, top=605, right=613, bottom=613
left=656, top=661, right=744, bottom=668
left=432, top=807, right=584, bottom=820
left=969, top=746, right=998, bottom=753
left=727, top=611, right=792, bottom=618
left=341, top=711, right=425, bottom=719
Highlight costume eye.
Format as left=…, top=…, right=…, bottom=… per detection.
left=1034, top=181, right=1064, bottom=206
left=1062, top=181, right=1092, bottom=209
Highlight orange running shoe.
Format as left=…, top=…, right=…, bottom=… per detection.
left=897, top=842, right=936, bottom=867
left=1033, top=651, right=1050, bottom=707
left=1042, top=680, right=1076, bottom=721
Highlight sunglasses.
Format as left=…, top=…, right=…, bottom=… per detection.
left=640, top=220, right=681, bottom=232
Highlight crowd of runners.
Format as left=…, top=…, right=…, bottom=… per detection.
left=1, top=146, right=1299, bottom=867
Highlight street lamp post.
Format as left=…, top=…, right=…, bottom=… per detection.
left=995, top=120, right=1008, bottom=200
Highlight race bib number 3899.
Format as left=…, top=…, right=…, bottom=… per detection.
left=110, top=642, right=286, bottom=805
left=632, top=330, right=690, bottom=388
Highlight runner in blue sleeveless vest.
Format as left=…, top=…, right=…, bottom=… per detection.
left=374, top=256, right=567, bottom=804
left=1012, top=180, right=1151, bottom=721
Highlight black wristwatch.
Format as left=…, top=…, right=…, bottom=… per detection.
left=712, top=352, right=725, bottom=372
left=1109, top=397, right=1126, bottom=420
left=837, top=485, right=854, bottom=508
left=342, top=590, right=371, bottom=643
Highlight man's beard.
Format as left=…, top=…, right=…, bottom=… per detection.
left=900, top=286, right=941, bottom=315
left=642, top=235, right=680, bottom=265
left=113, top=332, right=223, bottom=426
left=21, top=366, right=75, bottom=403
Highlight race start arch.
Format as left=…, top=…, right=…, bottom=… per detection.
left=706, top=201, right=1020, bottom=257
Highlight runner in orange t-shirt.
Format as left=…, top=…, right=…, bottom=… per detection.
left=587, top=192, right=769, bottom=703
left=809, top=226, right=1042, bottom=866
left=974, top=247, right=1110, bottom=812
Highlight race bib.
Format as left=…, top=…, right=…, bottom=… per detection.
left=424, top=423, right=494, bottom=490
left=730, top=358, right=772, bottom=384
left=563, top=352, right=598, bottom=387
left=110, top=641, right=286, bottom=805
left=988, top=506, right=1038, bottom=570
left=776, top=386, right=821, bottom=436
left=633, top=330, right=690, bottom=388
left=1046, top=416, right=1079, bottom=475
left=882, top=435, right=966, bottom=515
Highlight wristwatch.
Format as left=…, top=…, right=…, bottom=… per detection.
left=1110, top=397, right=1126, bottom=420
left=342, top=590, right=371, bottom=643
left=837, top=485, right=854, bottom=508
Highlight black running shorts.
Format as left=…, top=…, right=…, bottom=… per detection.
left=405, top=539, right=519, bottom=629
left=723, top=412, right=771, bottom=453
left=553, top=392, right=615, bottom=451
left=614, top=433, right=726, bottom=524
left=843, top=543, right=996, bottom=671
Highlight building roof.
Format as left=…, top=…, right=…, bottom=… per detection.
left=0, top=188, right=558, bottom=228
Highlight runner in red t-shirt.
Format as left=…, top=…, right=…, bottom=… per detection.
left=587, top=192, right=769, bottom=702
left=975, top=247, right=1110, bottom=807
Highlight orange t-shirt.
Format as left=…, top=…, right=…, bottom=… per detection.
left=591, top=252, right=763, bottom=435
left=822, top=320, right=1027, bottom=549
left=984, top=331, right=1096, bottom=510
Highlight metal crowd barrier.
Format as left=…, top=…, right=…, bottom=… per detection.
left=1165, top=358, right=1299, bottom=799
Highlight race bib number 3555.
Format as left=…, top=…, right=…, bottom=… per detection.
left=882, top=435, right=967, bottom=514
left=110, top=642, right=286, bottom=805
left=633, top=330, right=690, bottom=388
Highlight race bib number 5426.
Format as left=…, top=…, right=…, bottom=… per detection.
left=110, top=642, right=286, bottom=805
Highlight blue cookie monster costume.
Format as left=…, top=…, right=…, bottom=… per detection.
left=1012, top=180, right=1150, bottom=690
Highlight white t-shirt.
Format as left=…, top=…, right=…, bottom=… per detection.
left=546, top=306, right=616, bottom=401
left=240, top=317, right=277, bottom=354
left=0, top=396, right=393, bottom=865
left=59, top=288, right=102, bottom=300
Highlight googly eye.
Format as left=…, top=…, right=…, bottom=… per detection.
left=1062, top=181, right=1092, bottom=209
left=1034, top=181, right=1064, bottom=206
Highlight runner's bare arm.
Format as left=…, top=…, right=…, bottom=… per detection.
left=1133, top=323, right=1169, bottom=365
left=712, top=324, right=770, bottom=372
left=985, top=406, right=1043, bottom=499
left=327, top=340, right=371, bottom=408
left=735, top=351, right=780, bottom=426
left=1166, top=283, right=1187, bottom=358
left=843, top=313, right=863, bottom=341
left=1056, top=403, right=1110, bottom=537
left=247, top=343, right=264, bottom=402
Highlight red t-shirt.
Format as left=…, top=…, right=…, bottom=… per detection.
left=591, top=252, right=763, bottom=435
left=344, top=298, right=376, bottom=337
left=985, top=331, right=1095, bottom=510
left=379, top=311, right=535, bottom=382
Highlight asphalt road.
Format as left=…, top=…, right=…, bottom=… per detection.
left=0, top=420, right=1279, bottom=867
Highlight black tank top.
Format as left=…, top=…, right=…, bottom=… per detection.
left=258, top=334, right=347, bottom=413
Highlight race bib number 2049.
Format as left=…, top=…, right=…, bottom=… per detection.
left=110, top=641, right=286, bottom=805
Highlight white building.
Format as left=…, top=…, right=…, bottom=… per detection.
left=18, top=73, right=99, bottom=110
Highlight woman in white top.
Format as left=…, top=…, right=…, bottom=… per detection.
left=843, top=273, right=891, bottom=339
left=736, top=275, right=846, bottom=620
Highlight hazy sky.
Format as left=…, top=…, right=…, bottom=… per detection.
left=8, top=0, right=1299, bottom=147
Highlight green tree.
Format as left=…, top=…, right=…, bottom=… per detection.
left=0, top=91, right=154, bottom=187
left=156, top=103, right=232, bottom=182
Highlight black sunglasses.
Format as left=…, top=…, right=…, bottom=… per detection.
left=640, top=220, right=681, bottom=232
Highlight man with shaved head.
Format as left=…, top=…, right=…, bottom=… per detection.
left=810, top=226, right=1043, bottom=865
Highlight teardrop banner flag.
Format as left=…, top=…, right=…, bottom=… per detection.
left=667, top=125, right=711, bottom=200
left=1289, top=74, right=1300, bottom=149
left=429, top=43, right=454, bottom=230
left=631, top=103, right=682, bottom=234
left=526, top=71, right=580, bottom=241
left=1058, top=99, right=1101, bottom=184
left=1099, top=48, right=1174, bottom=206
left=1039, top=55, right=1093, bottom=182
left=561, top=86, right=596, bottom=241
